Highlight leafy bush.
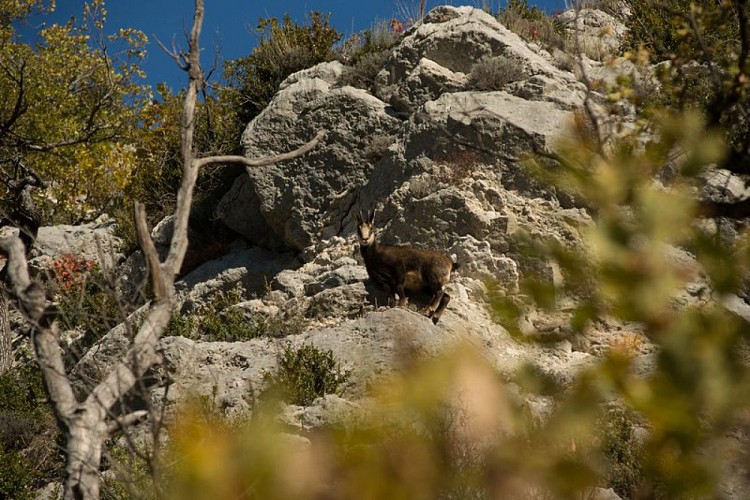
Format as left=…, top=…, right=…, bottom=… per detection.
left=224, top=12, right=341, bottom=126
left=165, top=287, right=305, bottom=342
left=338, top=20, right=400, bottom=91
left=101, top=443, right=156, bottom=500
left=263, top=344, right=349, bottom=406
left=338, top=19, right=400, bottom=65
left=124, top=83, right=244, bottom=243
left=201, top=307, right=268, bottom=342
left=598, top=405, right=648, bottom=498
left=620, top=0, right=737, bottom=63
left=340, top=49, right=391, bottom=91
left=0, top=364, right=62, bottom=498
left=468, top=55, right=526, bottom=90
left=499, top=0, right=566, bottom=50
left=618, top=1, right=744, bottom=148
left=51, top=255, right=125, bottom=364
left=0, top=445, right=35, bottom=500
left=164, top=312, right=196, bottom=339
left=0, top=0, right=149, bottom=224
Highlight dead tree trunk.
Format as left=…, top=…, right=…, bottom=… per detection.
left=0, top=166, right=44, bottom=374
left=0, top=1, right=325, bottom=497
left=0, top=289, right=10, bottom=373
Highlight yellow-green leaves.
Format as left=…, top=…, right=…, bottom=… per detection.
left=0, top=0, right=149, bottom=222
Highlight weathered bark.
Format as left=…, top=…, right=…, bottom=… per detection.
left=64, top=411, right=107, bottom=500
left=0, top=289, right=10, bottom=373
left=0, top=166, right=44, bottom=373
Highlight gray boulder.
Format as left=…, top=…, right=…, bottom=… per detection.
left=555, top=8, right=627, bottom=59
left=177, top=246, right=299, bottom=313
left=216, top=63, right=401, bottom=251
left=29, top=218, right=123, bottom=271
left=154, top=335, right=280, bottom=417
left=403, top=90, right=574, bottom=161
left=375, top=6, right=584, bottom=111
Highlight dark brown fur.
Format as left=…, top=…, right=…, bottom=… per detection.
left=355, top=210, right=459, bottom=324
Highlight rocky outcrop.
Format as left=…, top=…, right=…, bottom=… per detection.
left=374, top=6, right=585, bottom=111
left=66, top=6, right=632, bottom=416
left=28, top=218, right=123, bottom=271
left=11, top=6, right=750, bottom=498
left=53, top=10, right=732, bottom=489
left=217, top=6, right=584, bottom=255
left=216, top=66, right=401, bottom=251
left=555, top=8, right=627, bottom=58
left=72, top=7, right=606, bottom=403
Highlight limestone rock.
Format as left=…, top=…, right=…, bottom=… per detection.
left=29, top=218, right=123, bottom=271
left=375, top=6, right=584, bottom=110
left=216, top=68, right=401, bottom=251
left=701, top=169, right=750, bottom=203
left=154, top=335, right=279, bottom=417
left=403, top=91, right=574, bottom=160
left=556, top=8, right=627, bottom=58
left=177, top=246, right=299, bottom=313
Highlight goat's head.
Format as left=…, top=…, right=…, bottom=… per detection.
left=354, top=209, right=376, bottom=246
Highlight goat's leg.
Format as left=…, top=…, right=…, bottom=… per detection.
left=383, top=285, right=397, bottom=308
left=420, top=287, right=445, bottom=317
left=431, top=292, right=451, bottom=324
left=396, top=283, right=409, bottom=307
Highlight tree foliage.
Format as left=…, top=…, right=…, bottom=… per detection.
left=0, top=0, right=148, bottom=223
left=127, top=81, right=241, bottom=230
left=621, top=0, right=750, bottom=202
left=223, top=12, right=341, bottom=127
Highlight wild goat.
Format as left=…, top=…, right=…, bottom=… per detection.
left=355, top=209, right=459, bottom=324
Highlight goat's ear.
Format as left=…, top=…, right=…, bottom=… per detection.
left=368, top=209, right=376, bottom=225
left=354, top=211, right=361, bottom=224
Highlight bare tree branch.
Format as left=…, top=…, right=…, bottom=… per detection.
left=0, top=59, right=28, bottom=140
left=0, top=237, right=76, bottom=420
left=134, top=202, right=165, bottom=300
left=106, top=410, right=148, bottom=434
left=193, top=130, right=326, bottom=170
left=154, top=35, right=189, bottom=71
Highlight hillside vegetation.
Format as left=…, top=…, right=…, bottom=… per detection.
left=2, top=0, right=750, bottom=499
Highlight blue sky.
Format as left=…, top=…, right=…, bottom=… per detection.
left=17, top=1, right=566, bottom=91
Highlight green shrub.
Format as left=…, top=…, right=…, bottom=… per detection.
left=620, top=0, right=737, bottom=62
left=263, top=344, right=349, bottom=406
left=338, top=20, right=399, bottom=91
left=51, top=256, right=126, bottom=365
left=618, top=0, right=739, bottom=129
left=340, top=49, right=391, bottom=91
left=224, top=12, right=341, bottom=126
left=101, top=443, right=156, bottom=500
left=164, top=312, right=196, bottom=339
left=499, top=0, right=566, bottom=50
left=0, top=444, right=35, bottom=500
left=0, top=364, right=62, bottom=497
left=164, top=287, right=306, bottom=342
left=598, top=406, right=649, bottom=498
left=469, top=55, right=525, bottom=90
left=338, top=19, right=399, bottom=65
left=123, top=83, right=244, bottom=244
left=202, top=307, right=268, bottom=342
